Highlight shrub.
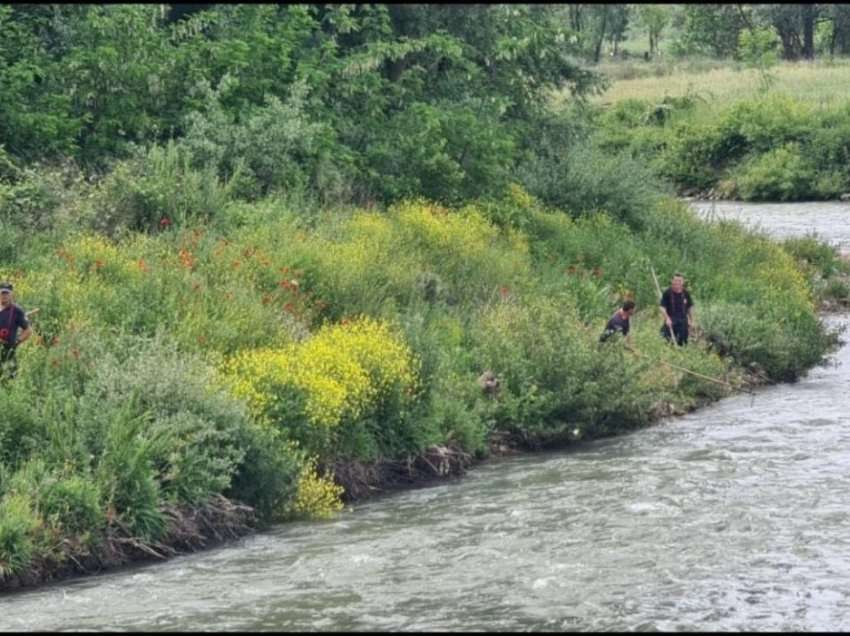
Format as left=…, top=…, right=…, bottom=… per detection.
left=39, top=475, right=104, bottom=536
left=0, top=169, right=64, bottom=232
left=7, top=460, right=104, bottom=537
left=733, top=143, right=815, bottom=201
left=471, top=297, right=653, bottom=440
left=698, top=300, right=831, bottom=381
left=180, top=77, right=336, bottom=200
left=226, top=424, right=302, bottom=521
left=0, top=387, right=44, bottom=472
left=84, top=141, right=238, bottom=236
left=782, top=234, right=845, bottom=278
left=362, top=100, right=516, bottom=205
left=224, top=316, right=421, bottom=460
left=94, top=407, right=166, bottom=541
left=519, top=139, right=666, bottom=229
left=0, top=494, right=40, bottom=579
left=77, top=336, right=250, bottom=507
left=286, top=457, right=344, bottom=520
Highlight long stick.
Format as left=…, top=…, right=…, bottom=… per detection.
left=627, top=346, right=753, bottom=395
left=650, top=265, right=663, bottom=298
left=659, top=359, right=737, bottom=390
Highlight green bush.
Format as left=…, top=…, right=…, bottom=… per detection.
left=6, top=459, right=104, bottom=536
left=180, top=77, right=337, bottom=200
left=782, top=234, right=845, bottom=278
left=698, top=300, right=831, bottom=381
left=0, top=494, right=40, bottom=579
left=519, top=139, right=666, bottom=229
left=226, top=422, right=302, bottom=521
left=76, top=336, right=249, bottom=506
left=363, top=100, right=516, bottom=205
left=84, top=141, right=238, bottom=236
left=94, top=407, right=166, bottom=541
left=733, top=143, right=815, bottom=201
left=0, top=386, right=45, bottom=472
left=39, top=475, right=104, bottom=536
left=470, top=297, right=653, bottom=440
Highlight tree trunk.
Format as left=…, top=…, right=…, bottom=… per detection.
left=593, top=6, right=609, bottom=63
left=830, top=17, right=838, bottom=56
left=569, top=4, right=583, bottom=33
left=778, top=27, right=798, bottom=60
left=802, top=3, right=815, bottom=59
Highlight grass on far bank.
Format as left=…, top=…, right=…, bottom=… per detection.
left=589, top=58, right=850, bottom=108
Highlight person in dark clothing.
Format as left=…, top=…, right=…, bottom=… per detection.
left=600, top=300, right=636, bottom=343
left=0, top=282, right=32, bottom=380
left=659, top=273, right=693, bottom=346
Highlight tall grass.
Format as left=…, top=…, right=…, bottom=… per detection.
left=588, top=59, right=850, bottom=106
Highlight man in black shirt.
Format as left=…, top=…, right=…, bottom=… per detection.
left=600, top=300, right=636, bottom=343
left=659, top=273, right=693, bottom=346
left=0, top=282, right=32, bottom=380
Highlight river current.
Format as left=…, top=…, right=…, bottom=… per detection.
left=1, top=201, right=848, bottom=631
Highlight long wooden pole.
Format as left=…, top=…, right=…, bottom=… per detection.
left=659, top=359, right=737, bottom=390
left=627, top=345, right=753, bottom=395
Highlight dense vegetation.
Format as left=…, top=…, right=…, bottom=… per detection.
left=0, top=4, right=844, bottom=587
left=558, top=5, right=850, bottom=202
left=592, top=93, right=850, bottom=201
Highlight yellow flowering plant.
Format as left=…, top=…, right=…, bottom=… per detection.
left=223, top=316, right=420, bottom=460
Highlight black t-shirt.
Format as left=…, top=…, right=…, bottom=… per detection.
left=660, top=288, right=693, bottom=322
left=0, top=305, right=29, bottom=346
left=600, top=311, right=630, bottom=342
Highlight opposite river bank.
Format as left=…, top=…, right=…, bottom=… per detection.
left=1, top=200, right=848, bottom=630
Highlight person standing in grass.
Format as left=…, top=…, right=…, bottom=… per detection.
left=659, top=273, right=694, bottom=346
left=0, top=282, right=32, bottom=380
left=600, top=300, right=636, bottom=343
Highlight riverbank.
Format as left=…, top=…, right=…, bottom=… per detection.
left=8, top=314, right=850, bottom=632
left=0, top=306, right=835, bottom=594
left=0, top=193, right=841, bottom=594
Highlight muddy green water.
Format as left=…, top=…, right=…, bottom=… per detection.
left=2, top=202, right=849, bottom=631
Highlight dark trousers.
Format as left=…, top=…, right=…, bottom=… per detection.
left=1, top=344, right=17, bottom=380
left=661, top=320, right=689, bottom=346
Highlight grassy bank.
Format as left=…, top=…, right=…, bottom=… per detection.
left=573, top=59, right=850, bottom=202
left=590, top=59, right=850, bottom=105
left=0, top=167, right=843, bottom=589
left=0, top=5, right=845, bottom=592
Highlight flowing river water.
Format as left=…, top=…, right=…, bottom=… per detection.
left=2, top=201, right=850, bottom=631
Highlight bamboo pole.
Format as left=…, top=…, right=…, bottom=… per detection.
left=627, top=345, right=754, bottom=395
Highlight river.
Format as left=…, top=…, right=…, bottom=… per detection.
left=2, top=201, right=849, bottom=631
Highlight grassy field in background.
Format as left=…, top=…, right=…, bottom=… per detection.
left=590, top=59, right=850, bottom=107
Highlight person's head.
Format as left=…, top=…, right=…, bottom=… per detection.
left=0, top=282, right=11, bottom=308
left=621, top=299, right=636, bottom=317
left=671, top=273, right=684, bottom=293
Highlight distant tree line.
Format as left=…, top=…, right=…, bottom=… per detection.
left=564, top=4, right=850, bottom=62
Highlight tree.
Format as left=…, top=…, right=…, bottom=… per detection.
left=674, top=4, right=751, bottom=58
left=753, top=4, right=821, bottom=61
left=606, top=4, right=630, bottom=57
left=738, top=25, right=781, bottom=92
left=637, top=4, right=671, bottom=57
